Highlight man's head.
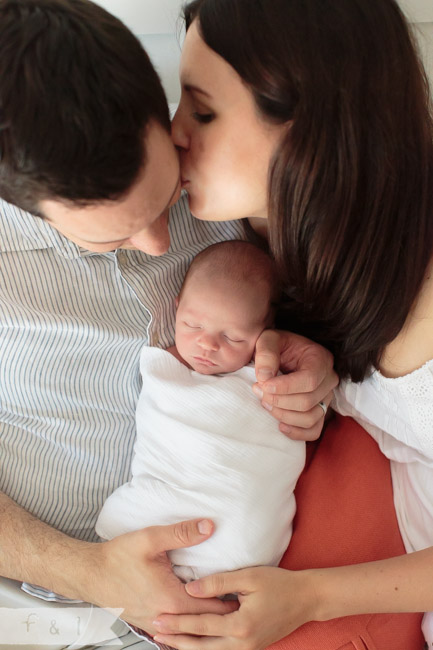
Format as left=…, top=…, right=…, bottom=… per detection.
left=0, top=0, right=180, bottom=254
left=175, top=240, right=279, bottom=374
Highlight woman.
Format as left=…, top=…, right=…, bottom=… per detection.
left=151, top=0, right=433, bottom=648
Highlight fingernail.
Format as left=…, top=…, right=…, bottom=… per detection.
left=257, top=368, right=274, bottom=382
left=186, top=581, right=201, bottom=595
left=252, top=385, right=263, bottom=399
left=262, top=401, right=273, bottom=412
left=198, top=519, right=212, bottom=535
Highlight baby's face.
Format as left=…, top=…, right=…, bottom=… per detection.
left=175, top=274, right=269, bottom=375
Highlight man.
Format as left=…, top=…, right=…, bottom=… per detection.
left=0, top=1, right=335, bottom=647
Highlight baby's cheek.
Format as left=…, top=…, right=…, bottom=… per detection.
left=235, top=347, right=254, bottom=368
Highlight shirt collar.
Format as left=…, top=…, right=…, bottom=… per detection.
left=0, top=198, right=94, bottom=260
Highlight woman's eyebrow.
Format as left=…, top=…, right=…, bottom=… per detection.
left=183, top=83, right=212, bottom=99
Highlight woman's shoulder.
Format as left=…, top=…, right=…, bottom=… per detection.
left=334, top=359, right=433, bottom=458
left=380, top=260, right=433, bottom=378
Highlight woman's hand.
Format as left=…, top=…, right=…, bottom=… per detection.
left=253, top=330, right=338, bottom=440
left=152, top=566, right=319, bottom=650
left=153, top=547, right=433, bottom=650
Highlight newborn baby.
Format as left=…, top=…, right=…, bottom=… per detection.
left=96, top=240, right=305, bottom=582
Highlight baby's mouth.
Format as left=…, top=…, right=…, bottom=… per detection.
left=193, top=356, right=217, bottom=367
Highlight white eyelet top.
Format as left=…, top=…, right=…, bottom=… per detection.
left=333, top=359, right=433, bottom=555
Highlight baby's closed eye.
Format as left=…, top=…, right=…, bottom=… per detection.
left=224, top=335, right=246, bottom=344
left=183, top=321, right=202, bottom=329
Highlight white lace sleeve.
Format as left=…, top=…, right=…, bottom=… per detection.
left=333, top=359, right=433, bottom=462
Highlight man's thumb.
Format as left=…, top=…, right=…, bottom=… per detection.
left=150, top=518, right=214, bottom=554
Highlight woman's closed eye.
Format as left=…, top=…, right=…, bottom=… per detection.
left=192, top=111, right=215, bottom=124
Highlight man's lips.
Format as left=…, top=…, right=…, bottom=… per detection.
left=193, top=356, right=217, bottom=367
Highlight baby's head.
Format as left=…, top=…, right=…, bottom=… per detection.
left=175, top=240, right=279, bottom=374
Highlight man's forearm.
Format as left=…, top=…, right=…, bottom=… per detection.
left=0, top=491, right=95, bottom=600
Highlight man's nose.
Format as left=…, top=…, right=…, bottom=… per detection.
left=128, top=214, right=170, bottom=256
left=171, top=106, right=190, bottom=150
left=198, top=333, right=219, bottom=352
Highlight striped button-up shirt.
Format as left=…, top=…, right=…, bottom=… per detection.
left=0, top=194, right=245, bottom=543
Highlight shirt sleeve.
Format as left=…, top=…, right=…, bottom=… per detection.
left=332, top=360, right=433, bottom=463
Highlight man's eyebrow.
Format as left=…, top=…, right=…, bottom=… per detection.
left=86, top=179, right=180, bottom=245
left=45, top=179, right=180, bottom=247
left=183, top=83, right=212, bottom=99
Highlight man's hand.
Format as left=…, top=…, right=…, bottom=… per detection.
left=80, top=519, right=238, bottom=634
left=0, top=495, right=235, bottom=635
left=253, top=330, right=338, bottom=440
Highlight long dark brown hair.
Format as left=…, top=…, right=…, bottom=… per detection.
left=184, top=0, right=433, bottom=381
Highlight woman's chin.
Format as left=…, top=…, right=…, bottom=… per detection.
left=187, top=196, right=242, bottom=223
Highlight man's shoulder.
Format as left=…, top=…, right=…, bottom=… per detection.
left=0, top=198, right=81, bottom=257
left=0, top=198, right=33, bottom=253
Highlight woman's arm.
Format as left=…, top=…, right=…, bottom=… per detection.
left=152, top=548, right=433, bottom=650
left=380, top=260, right=433, bottom=377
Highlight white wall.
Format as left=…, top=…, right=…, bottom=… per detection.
left=413, top=22, right=433, bottom=82
left=93, top=0, right=184, bottom=104
left=93, top=0, right=433, bottom=103
left=399, top=0, right=433, bottom=83
left=399, top=0, right=433, bottom=22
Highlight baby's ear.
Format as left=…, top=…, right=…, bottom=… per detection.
left=175, top=296, right=180, bottom=309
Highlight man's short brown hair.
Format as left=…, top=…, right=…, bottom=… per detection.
left=0, top=0, right=171, bottom=214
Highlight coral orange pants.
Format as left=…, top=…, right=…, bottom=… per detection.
left=269, top=415, right=424, bottom=650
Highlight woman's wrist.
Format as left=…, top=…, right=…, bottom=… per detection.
left=305, top=568, right=347, bottom=622
left=307, top=564, right=379, bottom=622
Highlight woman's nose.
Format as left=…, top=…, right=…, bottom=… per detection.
left=171, top=106, right=190, bottom=150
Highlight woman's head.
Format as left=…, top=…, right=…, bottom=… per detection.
left=172, top=19, right=285, bottom=222
left=175, top=0, right=433, bottom=381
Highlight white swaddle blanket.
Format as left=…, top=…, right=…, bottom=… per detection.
left=96, top=347, right=305, bottom=582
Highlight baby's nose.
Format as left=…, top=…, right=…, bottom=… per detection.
left=198, top=334, right=219, bottom=351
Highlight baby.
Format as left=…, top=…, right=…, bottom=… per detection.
left=96, top=240, right=305, bottom=582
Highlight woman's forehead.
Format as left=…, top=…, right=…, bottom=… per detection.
left=180, top=21, right=241, bottom=91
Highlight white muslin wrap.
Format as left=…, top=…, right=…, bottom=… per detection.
left=96, top=347, right=305, bottom=582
